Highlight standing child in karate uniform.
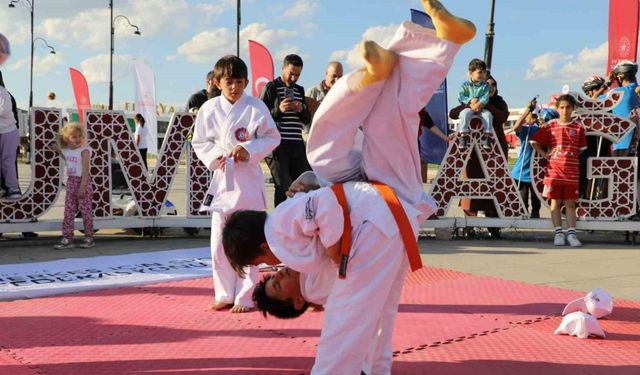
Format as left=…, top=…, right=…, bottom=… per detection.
left=192, top=55, right=280, bottom=313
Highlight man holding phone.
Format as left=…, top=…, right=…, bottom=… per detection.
left=260, top=54, right=312, bottom=206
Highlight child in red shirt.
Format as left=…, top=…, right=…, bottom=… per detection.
left=530, top=94, right=587, bottom=247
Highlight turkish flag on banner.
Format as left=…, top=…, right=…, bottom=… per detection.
left=607, top=0, right=639, bottom=74
left=248, top=40, right=274, bottom=97
left=69, top=68, right=91, bottom=124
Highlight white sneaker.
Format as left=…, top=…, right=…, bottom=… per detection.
left=554, top=233, right=566, bottom=246
left=566, top=234, right=582, bottom=247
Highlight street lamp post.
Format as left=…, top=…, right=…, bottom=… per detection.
left=8, top=0, right=35, bottom=108
left=109, top=0, right=141, bottom=110
left=484, top=0, right=496, bottom=72
left=236, top=0, right=241, bottom=57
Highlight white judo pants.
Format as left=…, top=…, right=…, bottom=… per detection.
left=307, top=21, right=459, bottom=208
left=306, top=22, right=460, bottom=375
left=211, top=212, right=258, bottom=307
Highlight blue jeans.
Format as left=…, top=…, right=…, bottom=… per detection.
left=456, top=108, right=493, bottom=133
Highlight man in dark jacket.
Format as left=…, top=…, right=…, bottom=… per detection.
left=185, top=70, right=220, bottom=112
left=260, top=54, right=310, bottom=206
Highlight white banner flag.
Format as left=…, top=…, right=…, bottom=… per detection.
left=133, top=59, right=158, bottom=155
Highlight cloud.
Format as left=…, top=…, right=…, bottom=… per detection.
left=0, top=7, right=31, bottom=45
left=176, top=23, right=298, bottom=65
left=34, top=52, right=65, bottom=76
left=525, top=42, right=608, bottom=82
left=284, top=0, right=318, bottom=20
left=330, top=24, right=399, bottom=69
left=39, top=0, right=192, bottom=49
left=4, top=52, right=63, bottom=75
left=80, top=54, right=134, bottom=83
left=177, top=28, right=235, bottom=64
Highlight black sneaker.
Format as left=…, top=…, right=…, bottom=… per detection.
left=481, top=136, right=492, bottom=150
left=459, top=135, right=469, bottom=148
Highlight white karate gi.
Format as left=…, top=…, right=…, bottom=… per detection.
left=192, top=94, right=280, bottom=307
left=281, top=22, right=459, bottom=374
left=307, top=21, right=459, bottom=222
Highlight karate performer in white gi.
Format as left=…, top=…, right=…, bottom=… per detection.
left=224, top=1, right=475, bottom=373
left=192, top=55, right=280, bottom=313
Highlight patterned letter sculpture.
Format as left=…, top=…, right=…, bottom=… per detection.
left=530, top=91, right=637, bottom=220
left=430, top=117, right=527, bottom=218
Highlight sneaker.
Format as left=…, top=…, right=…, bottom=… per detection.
left=481, top=136, right=492, bottom=150
left=6, top=190, right=21, bottom=199
left=0, top=189, right=6, bottom=198
left=78, top=238, right=95, bottom=249
left=566, top=234, right=582, bottom=247
left=553, top=233, right=566, bottom=246
left=459, top=135, right=469, bottom=148
left=53, top=238, right=75, bottom=250
left=530, top=211, right=540, bottom=219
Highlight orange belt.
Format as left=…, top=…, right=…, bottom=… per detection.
left=330, top=182, right=423, bottom=279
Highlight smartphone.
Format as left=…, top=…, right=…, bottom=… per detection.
left=286, top=88, right=296, bottom=100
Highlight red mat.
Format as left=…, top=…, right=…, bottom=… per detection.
left=0, top=267, right=638, bottom=375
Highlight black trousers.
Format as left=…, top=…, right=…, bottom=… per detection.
left=515, top=180, right=541, bottom=217
left=266, top=141, right=311, bottom=206
left=140, top=148, right=148, bottom=170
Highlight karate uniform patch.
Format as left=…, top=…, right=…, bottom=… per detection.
left=235, top=128, right=249, bottom=142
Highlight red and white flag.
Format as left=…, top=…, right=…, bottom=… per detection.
left=69, top=68, right=91, bottom=124
left=607, top=0, right=639, bottom=74
left=248, top=40, right=274, bottom=97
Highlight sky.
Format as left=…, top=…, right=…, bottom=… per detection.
left=0, top=0, right=621, bottom=114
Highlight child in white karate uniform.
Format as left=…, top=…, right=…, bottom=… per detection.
left=223, top=1, right=475, bottom=373
left=192, top=55, right=280, bottom=313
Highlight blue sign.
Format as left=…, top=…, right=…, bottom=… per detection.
left=411, top=9, right=449, bottom=164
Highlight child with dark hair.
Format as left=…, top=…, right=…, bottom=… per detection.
left=133, top=113, right=148, bottom=170
left=530, top=94, right=587, bottom=247
left=454, top=58, right=493, bottom=149
left=191, top=54, right=280, bottom=313
left=223, top=2, right=475, bottom=373
left=511, top=98, right=541, bottom=218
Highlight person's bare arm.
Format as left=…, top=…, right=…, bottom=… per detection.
left=79, top=149, right=90, bottom=198
left=530, top=142, right=550, bottom=160
left=429, top=126, right=449, bottom=142
left=512, top=106, right=531, bottom=134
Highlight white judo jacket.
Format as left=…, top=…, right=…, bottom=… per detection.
left=192, top=94, right=280, bottom=213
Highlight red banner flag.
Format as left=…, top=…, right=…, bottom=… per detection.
left=69, top=68, right=91, bottom=124
left=607, top=0, right=639, bottom=74
left=248, top=40, right=274, bottom=97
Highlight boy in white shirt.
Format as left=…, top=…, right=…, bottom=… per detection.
left=191, top=55, right=280, bottom=313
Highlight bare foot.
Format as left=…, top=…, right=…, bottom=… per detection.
left=422, top=0, right=476, bottom=44
left=356, top=41, right=398, bottom=89
left=207, top=301, right=231, bottom=311
left=230, top=305, right=253, bottom=313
